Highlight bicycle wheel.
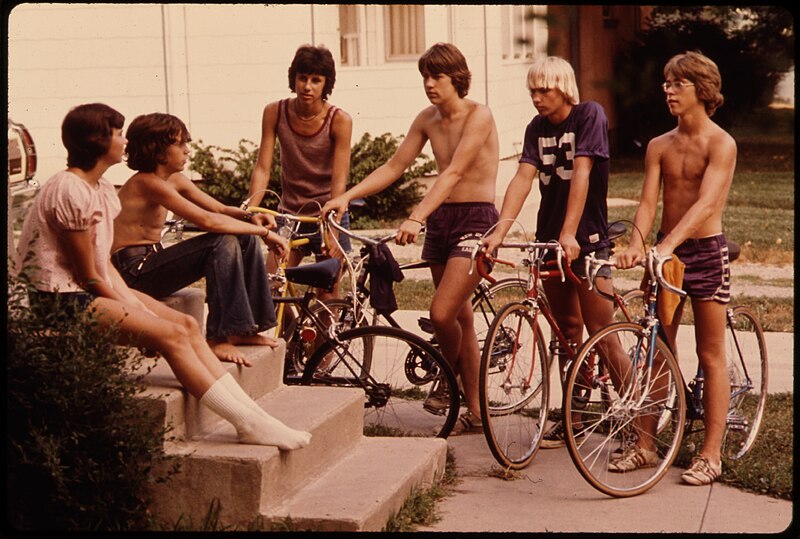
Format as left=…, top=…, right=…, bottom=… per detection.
left=722, top=305, right=768, bottom=460
left=471, top=277, right=528, bottom=339
left=614, top=288, right=646, bottom=324
left=479, top=302, right=549, bottom=469
left=563, top=322, right=686, bottom=497
left=301, top=325, right=460, bottom=438
left=284, top=298, right=368, bottom=377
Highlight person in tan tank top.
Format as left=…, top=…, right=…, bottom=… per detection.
left=323, top=43, right=500, bottom=435
left=248, top=44, right=353, bottom=302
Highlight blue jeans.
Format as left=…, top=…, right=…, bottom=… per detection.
left=112, top=233, right=276, bottom=339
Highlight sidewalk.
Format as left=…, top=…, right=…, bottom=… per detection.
left=389, top=310, right=795, bottom=534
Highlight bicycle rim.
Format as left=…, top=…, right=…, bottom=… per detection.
left=564, top=322, right=686, bottom=497
left=472, top=277, right=528, bottom=345
left=479, top=302, right=549, bottom=469
left=301, top=325, right=459, bottom=438
left=722, top=306, right=768, bottom=460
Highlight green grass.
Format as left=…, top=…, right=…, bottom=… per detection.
left=384, top=448, right=458, bottom=532
left=608, top=107, right=794, bottom=265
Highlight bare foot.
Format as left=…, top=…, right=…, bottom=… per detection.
left=228, top=334, right=281, bottom=349
left=208, top=340, right=253, bottom=367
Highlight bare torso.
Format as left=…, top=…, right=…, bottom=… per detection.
left=422, top=100, right=498, bottom=203
left=112, top=173, right=170, bottom=252
left=655, top=123, right=735, bottom=238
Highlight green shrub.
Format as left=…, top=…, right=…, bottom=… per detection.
left=188, top=132, right=435, bottom=227
left=347, top=132, right=434, bottom=227
left=189, top=139, right=281, bottom=208
left=6, top=270, right=177, bottom=531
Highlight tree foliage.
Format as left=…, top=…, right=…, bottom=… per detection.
left=612, top=6, right=794, bottom=153
left=189, top=132, right=434, bottom=227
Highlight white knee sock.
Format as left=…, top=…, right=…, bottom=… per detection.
left=200, top=377, right=311, bottom=450
left=218, top=373, right=264, bottom=415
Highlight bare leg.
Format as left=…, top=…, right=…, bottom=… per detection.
left=691, top=299, right=730, bottom=466
left=541, top=277, right=584, bottom=386
left=90, top=294, right=310, bottom=449
left=429, top=258, right=483, bottom=417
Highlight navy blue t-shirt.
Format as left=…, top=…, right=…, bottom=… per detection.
left=520, top=101, right=610, bottom=253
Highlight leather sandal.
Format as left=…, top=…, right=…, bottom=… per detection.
left=449, top=410, right=483, bottom=436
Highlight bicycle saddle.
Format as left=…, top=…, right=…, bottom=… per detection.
left=607, top=220, right=628, bottom=242
left=284, top=257, right=341, bottom=292
left=728, top=240, right=740, bottom=262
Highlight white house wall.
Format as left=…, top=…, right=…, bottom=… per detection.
left=8, top=3, right=542, bottom=187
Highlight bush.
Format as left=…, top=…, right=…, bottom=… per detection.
left=189, top=132, right=435, bottom=227
left=612, top=6, right=794, bottom=154
left=189, top=139, right=281, bottom=209
left=347, top=132, right=434, bottom=227
left=6, top=270, right=177, bottom=531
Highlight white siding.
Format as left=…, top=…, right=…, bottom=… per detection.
left=8, top=3, right=541, bottom=186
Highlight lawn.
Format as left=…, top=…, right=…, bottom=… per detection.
left=608, top=107, right=794, bottom=265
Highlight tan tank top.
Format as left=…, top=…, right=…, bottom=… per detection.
left=277, top=98, right=339, bottom=215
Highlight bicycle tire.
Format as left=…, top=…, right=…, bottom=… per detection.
left=301, top=325, right=460, bottom=438
left=284, top=298, right=365, bottom=376
left=722, top=305, right=768, bottom=460
left=471, top=277, right=528, bottom=339
left=614, top=288, right=646, bottom=324
left=479, top=302, right=549, bottom=469
left=563, top=322, right=686, bottom=497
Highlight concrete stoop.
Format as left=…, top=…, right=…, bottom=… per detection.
left=137, top=341, right=447, bottom=531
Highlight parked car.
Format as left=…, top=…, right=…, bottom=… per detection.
left=8, top=118, right=39, bottom=225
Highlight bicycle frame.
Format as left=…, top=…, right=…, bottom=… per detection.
left=477, top=241, right=582, bottom=383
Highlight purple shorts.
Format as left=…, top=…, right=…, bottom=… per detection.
left=421, top=202, right=499, bottom=265
left=658, top=232, right=731, bottom=304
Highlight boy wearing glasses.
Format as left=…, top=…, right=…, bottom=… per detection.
left=322, top=43, right=500, bottom=435
left=482, top=56, right=629, bottom=448
left=616, top=51, right=736, bottom=485
left=112, top=113, right=287, bottom=366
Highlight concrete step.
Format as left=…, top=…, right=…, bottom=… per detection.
left=148, top=383, right=367, bottom=527
left=134, top=342, right=286, bottom=443
left=138, top=337, right=449, bottom=531
left=263, top=436, right=448, bottom=532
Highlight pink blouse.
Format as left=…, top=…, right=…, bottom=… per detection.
left=14, top=170, right=121, bottom=292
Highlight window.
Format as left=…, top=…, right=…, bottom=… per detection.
left=385, top=5, right=425, bottom=60
left=501, top=5, right=547, bottom=61
left=339, top=5, right=360, bottom=67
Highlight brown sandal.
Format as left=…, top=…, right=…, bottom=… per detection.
left=449, top=410, right=483, bottom=436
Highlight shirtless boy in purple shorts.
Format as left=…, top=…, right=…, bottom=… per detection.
left=323, top=43, right=499, bottom=435
left=617, top=51, right=737, bottom=486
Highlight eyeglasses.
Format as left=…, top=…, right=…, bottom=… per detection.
left=661, top=81, right=695, bottom=92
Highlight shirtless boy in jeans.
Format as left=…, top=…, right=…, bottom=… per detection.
left=113, top=113, right=288, bottom=366
left=322, top=43, right=499, bottom=435
left=616, top=51, right=737, bottom=485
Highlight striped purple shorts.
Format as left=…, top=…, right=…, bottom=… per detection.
left=659, top=232, right=731, bottom=304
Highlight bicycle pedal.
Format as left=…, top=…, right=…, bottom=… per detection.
left=418, top=317, right=434, bottom=334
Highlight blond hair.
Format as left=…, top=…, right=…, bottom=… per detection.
left=527, top=56, right=580, bottom=105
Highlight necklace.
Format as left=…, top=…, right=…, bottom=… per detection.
left=294, top=99, right=324, bottom=122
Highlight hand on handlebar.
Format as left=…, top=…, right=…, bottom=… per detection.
left=616, top=245, right=645, bottom=270
left=558, top=232, right=580, bottom=266
left=395, top=218, right=423, bottom=246
left=265, top=232, right=289, bottom=260
left=321, top=196, right=348, bottom=224
left=480, top=230, right=505, bottom=257
left=249, top=211, right=277, bottom=229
